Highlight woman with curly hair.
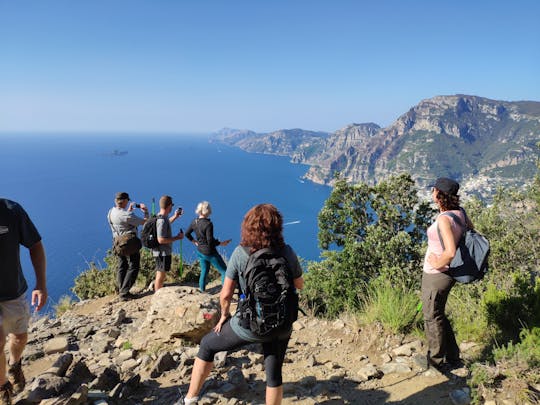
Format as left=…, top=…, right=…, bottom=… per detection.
left=421, top=177, right=473, bottom=371
left=183, top=204, right=304, bottom=405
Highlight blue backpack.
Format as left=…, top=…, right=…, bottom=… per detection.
left=437, top=209, right=490, bottom=283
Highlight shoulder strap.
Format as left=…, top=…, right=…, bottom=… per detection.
left=436, top=211, right=466, bottom=250
left=108, top=208, right=120, bottom=235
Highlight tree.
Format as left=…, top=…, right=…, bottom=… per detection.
left=304, top=173, right=434, bottom=316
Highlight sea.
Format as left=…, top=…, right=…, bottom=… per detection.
left=0, top=133, right=331, bottom=312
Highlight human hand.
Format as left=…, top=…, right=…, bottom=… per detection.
left=176, top=230, right=184, bottom=240
left=139, top=203, right=148, bottom=211
left=32, top=288, right=48, bottom=311
left=213, top=314, right=230, bottom=333
left=427, top=253, right=439, bottom=267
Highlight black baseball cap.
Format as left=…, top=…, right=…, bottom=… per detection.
left=430, top=178, right=460, bottom=195
left=115, top=192, right=130, bottom=201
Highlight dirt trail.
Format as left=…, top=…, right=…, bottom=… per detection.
left=24, top=289, right=468, bottom=404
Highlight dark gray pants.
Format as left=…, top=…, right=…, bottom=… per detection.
left=421, top=271, right=459, bottom=366
left=117, top=251, right=140, bottom=296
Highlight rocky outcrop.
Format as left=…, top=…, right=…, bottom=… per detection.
left=216, top=95, right=540, bottom=200
left=15, top=285, right=480, bottom=404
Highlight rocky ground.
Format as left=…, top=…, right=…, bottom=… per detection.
left=11, top=282, right=501, bottom=405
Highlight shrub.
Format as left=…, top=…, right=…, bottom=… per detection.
left=493, top=327, right=540, bottom=368
left=54, top=295, right=76, bottom=317
left=304, top=173, right=434, bottom=317
left=359, top=278, right=422, bottom=334
left=72, top=248, right=209, bottom=300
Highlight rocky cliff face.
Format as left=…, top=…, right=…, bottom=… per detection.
left=214, top=128, right=330, bottom=163
left=216, top=95, right=540, bottom=199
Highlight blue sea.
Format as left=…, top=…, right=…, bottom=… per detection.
left=0, top=134, right=330, bottom=311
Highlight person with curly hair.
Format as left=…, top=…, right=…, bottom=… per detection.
left=182, top=204, right=304, bottom=405
left=421, top=177, right=473, bottom=371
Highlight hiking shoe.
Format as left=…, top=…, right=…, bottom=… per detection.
left=0, top=382, right=13, bottom=405
left=120, top=292, right=137, bottom=301
left=7, top=360, right=25, bottom=393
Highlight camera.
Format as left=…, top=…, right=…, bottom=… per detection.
left=175, top=207, right=184, bottom=216
left=134, top=203, right=141, bottom=208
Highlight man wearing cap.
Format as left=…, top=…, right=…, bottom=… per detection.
left=0, top=199, right=47, bottom=404
left=107, top=192, right=148, bottom=300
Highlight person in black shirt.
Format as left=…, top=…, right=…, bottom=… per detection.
left=0, top=199, right=47, bottom=404
left=185, top=201, right=231, bottom=292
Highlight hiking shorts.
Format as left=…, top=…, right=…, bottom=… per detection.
left=0, top=294, right=30, bottom=335
left=155, top=255, right=172, bottom=272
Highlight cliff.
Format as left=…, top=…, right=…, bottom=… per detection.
left=215, top=95, right=540, bottom=199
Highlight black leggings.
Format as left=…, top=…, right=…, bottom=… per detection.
left=197, top=321, right=290, bottom=387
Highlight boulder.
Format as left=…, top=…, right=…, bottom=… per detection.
left=43, top=337, right=70, bottom=355
left=44, top=353, right=74, bottom=377
left=26, top=375, right=69, bottom=402
left=150, top=352, right=176, bottom=378
left=139, top=286, right=219, bottom=347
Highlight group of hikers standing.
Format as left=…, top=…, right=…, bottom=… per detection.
left=107, top=193, right=229, bottom=298
left=0, top=176, right=478, bottom=405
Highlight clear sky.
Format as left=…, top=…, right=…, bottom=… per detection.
left=1, top=0, right=539, bottom=133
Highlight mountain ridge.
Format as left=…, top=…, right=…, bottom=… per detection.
left=214, top=95, right=540, bottom=199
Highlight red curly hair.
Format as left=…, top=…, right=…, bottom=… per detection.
left=240, top=204, right=285, bottom=252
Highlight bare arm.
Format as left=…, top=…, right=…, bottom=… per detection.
left=29, top=241, right=47, bottom=311
left=215, top=277, right=236, bottom=333
left=428, top=215, right=457, bottom=269
left=293, top=276, right=304, bottom=290
left=157, top=232, right=183, bottom=244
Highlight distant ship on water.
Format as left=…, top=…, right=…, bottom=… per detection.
left=110, top=149, right=128, bottom=156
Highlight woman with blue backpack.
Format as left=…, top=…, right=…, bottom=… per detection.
left=421, top=177, right=474, bottom=372
left=182, top=203, right=304, bottom=405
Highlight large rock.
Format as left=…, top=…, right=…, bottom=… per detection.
left=138, top=286, right=219, bottom=347
left=43, top=337, right=70, bottom=355
left=26, top=375, right=69, bottom=402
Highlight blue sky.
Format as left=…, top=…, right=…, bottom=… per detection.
left=1, top=0, right=539, bottom=133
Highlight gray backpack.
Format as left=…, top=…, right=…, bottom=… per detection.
left=437, top=209, right=490, bottom=283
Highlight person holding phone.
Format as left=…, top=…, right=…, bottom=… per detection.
left=151, top=195, right=184, bottom=291
left=107, top=192, right=148, bottom=301
left=185, top=201, right=231, bottom=292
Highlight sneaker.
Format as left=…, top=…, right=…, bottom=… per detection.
left=0, top=382, right=13, bottom=405
left=7, top=360, right=25, bottom=393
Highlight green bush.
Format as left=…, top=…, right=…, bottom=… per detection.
left=359, top=279, right=422, bottom=334
left=72, top=248, right=210, bottom=300
left=493, top=327, right=540, bottom=368
left=54, top=295, right=76, bottom=317
left=303, top=173, right=434, bottom=317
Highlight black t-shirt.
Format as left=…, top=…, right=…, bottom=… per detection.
left=0, top=199, right=41, bottom=300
